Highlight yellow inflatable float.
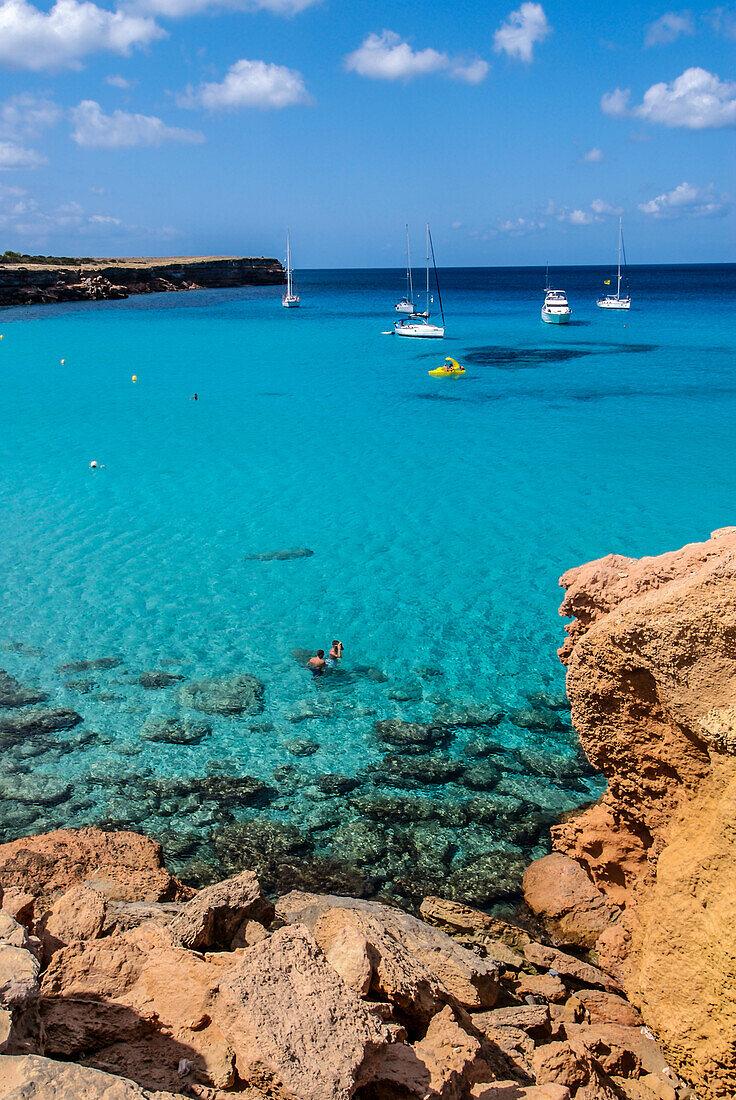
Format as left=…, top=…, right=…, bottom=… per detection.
left=429, top=357, right=465, bottom=377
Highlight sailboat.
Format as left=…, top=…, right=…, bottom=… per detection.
left=395, top=224, right=416, bottom=314
left=394, top=224, right=445, bottom=338
left=282, top=230, right=300, bottom=308
left=541, top=265, right=571, bottom=324
left=597, top=217, right=631, bottom=310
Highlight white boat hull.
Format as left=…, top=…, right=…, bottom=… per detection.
left=395, top=300, right=415, bottom=314
left=395, top=321, right=445, bottom=338
left=282, top=295, right=300, bottom=308
left=597, top=296, right=631, bottom=310
left=541, top=308, right=570, bottom=324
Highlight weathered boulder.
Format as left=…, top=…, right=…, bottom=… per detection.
left=522, top=854, right=620, bottom=949
left=168, top=869, right=273, bottom=950
left=0, top=913, right=41, bottom=1055
left=533, top=1039, right=623, bottom=1099
left=0, top=829, right=192, bottom=908
left=411, top=1004, right=489, bottom=1099
left=277, top=892, right=499, bottom=1024
left=0, top=1054, right=186, bottom=1099
left=216, top=924, right=392, bottom=1099
left=474, top=1005, right=551, bottom=1044
left=40, top=929, right=236, bottom=1092
left=523, top=943, right=622, bottom=994
left=38, top=884, right=107, bottom=960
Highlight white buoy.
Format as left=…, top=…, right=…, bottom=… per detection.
left=60, top=358, right=66, bottom=365
left=89, top=460, right=98, bottom=469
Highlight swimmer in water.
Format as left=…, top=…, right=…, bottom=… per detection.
left=325, top=640, right=343, bottom=669
left=307, top=650, right=326, bottom=677
left=191, top=393, right=198, bottom=401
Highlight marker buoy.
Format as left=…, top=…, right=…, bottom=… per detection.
left=89, top=460, right=98, bottom=469
left=132, top=375, right=138, bottom=383
left=60, top=358, right=66, bottom=365
left=0, top=334, right=4, bottom=340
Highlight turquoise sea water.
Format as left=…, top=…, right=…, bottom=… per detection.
left=1, top=264, right=735, bottom=905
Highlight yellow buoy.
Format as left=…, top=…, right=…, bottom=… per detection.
left=0, top=334, right=4, bottom=340
left=132, top=375, right=138, bottom=383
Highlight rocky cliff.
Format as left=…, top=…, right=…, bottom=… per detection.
left=0, top=256, right=283, bottom=306
left=524, top=527, right=736, bottom=1098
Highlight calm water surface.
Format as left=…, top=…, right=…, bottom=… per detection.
left=1, top=264, right=734, bottom=904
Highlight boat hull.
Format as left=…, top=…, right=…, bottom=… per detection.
left=395, top=301, right=415, bottom=314
left=282, top=296, right=300, bottom=308
left=541, top=308, right=570, bottom=324
left=395, top=323, right=445, bottom=338
left=597, top=297, right=631, bottom=310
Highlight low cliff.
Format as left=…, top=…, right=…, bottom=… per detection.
left=0, top=255, right=283, bottom=306
left=525, top=527, right=736, bottom=1098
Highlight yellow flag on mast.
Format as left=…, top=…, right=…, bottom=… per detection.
left=604, top=279, right=611, bottom=285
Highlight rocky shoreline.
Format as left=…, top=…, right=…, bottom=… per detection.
left=0, top=256, right=284, bottom=307
left=1, top=528, right=734, bottom=1098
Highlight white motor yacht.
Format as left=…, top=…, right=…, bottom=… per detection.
left=541, top=286, right=571, bottom=324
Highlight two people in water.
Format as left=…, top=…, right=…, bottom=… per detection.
left=307, top=640, right=343, bottom=677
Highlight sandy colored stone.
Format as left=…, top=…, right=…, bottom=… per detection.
left=523, top=942, right=621, bottom=994
left=0, top=1054, right=185, bottom=1098
left=216, top=924, right=392, bottom=1099
left=277, top=891, right=499, bottom=1023
left=554, top=527, right=736, bottom=1096
left=0, top=891, right=34, bottom=928
left=0, top=829, right=191, bottom=906
left=473, top=1005, right=551, bottom=1044
left=533, top=1038, right=622, bottom=1099
left=412, top=1004, right=488, bottom=1100
left=169, top=869, right=273, bottom=951
left=420, top=896, right=532, bottom=961
left=325, top=923, right=374, bottom=996
left=569, top=990, right=642, bottom=1028
left=40, top=930, right=236, bottom=1092
left=39, top=883, right=107, bottom=960
left=513, top=972, right=567, bottom=1003
left=472, top=1084, right=571, bottom=1100
left=523, top=854, right=620, bottom=949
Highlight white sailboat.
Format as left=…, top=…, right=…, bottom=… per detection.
left=541, top=266, right=571, bottom=324
left=282, top=230, right=300, bottom=308
left=395, top=224, right=416, bottom=313
left=597, top=218, right=631, bottom=310
left=394, top=224, right=445, bottom=338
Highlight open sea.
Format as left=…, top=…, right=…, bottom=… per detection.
left=1, top=263, right=735, bottom=907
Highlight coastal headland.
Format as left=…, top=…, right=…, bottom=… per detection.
left=1, top=529, right=734, bottom=1098
left=0, top=255, right=284, bottom=306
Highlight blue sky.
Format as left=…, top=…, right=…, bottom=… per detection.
left=0, top=0, right=734, bottom=264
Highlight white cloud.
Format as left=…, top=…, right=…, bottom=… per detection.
left=89, top=212, right=121, bottom=223
left=344, top=30, right=488, bottom=84
left=591, top=197, right=623, bottom=215
left=601, top=87, right=631, bottom=117
left=583, top=146, right=603, bottom=163
left=602, top=67, right=736, bottom=129
left=638, top=180, right=729, bottom=218
left=105, top=73, right=132, bottom=87
left=566, top=208, right=594, bottom=225
left=493, top=2, right=550, bottom=62
left=706, top=7, right=736, bottom=39
left=644, top=11, right=695, bottom=46
left=130, top=0, right=318, bottom=15
left=178, top=58, right=310, bottom=110
left=70, top=99, right=204, bottom=147
left=0, top=139, right=46, bottom=168
left=0, top=0, right=163, bottom=71
left=450, top=58, right=489, bottom=84
left=498, top=216, right=545, bottom=235
left=0, top=93, right=61, bottom=138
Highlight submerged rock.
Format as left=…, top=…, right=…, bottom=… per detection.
left=138, top=670, right=184, bottom=689
left=285, top=737, right=320, bottom=757
left=56, top=656, right=122, bottom=674
left=509, top=707, right=570, bottom=733
left=373, top=753, right=464, bottom=787
left=432, top=702, right=504, bottom=728
left=374, top=719, right=448, bottom=751
left=0, top=709, right=82, bottom=749
left=0, top=670, right=47, bottom=709
left=386, top=680, right=423, bottom=702
left=316, top=774, right=360, bottom=796
left=243, top=547, right=314, bottom=561
left=179, top=673, right=264, bottom=716
left=0, top=775, right=73, bottom=807
left=63, top=678, right=96, bottom=694
left=139, top=716, right=211, bottom=745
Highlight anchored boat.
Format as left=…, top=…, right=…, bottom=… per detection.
left=394, top=224, right=445, bottom=338
left=597, top=217, right=631, bottom=310
left=541, top=267, right=571, bottom=324
left=395, top=224, right=417, bottom=314
left=429, top=357, right=465, bottom=376
left=282, top=230, right=300, bottom=308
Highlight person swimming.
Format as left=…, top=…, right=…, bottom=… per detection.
left=307, top=650, right=326, bottom=677
left=325, top=640, right=343, bottom=669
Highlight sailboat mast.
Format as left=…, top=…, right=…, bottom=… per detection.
left=616, top=217, right=622, bottom=300
left=406, top=224, right=414, bottom=303
left=428, top=225, right=445, bottom=328
left=286, top=231, right=292, bottom=297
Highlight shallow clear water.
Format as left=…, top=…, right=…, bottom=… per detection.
left=1, top=264, right=735, bottom=905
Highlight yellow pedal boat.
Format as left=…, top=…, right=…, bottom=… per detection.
left=429, top=357, right=465, bottom=377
